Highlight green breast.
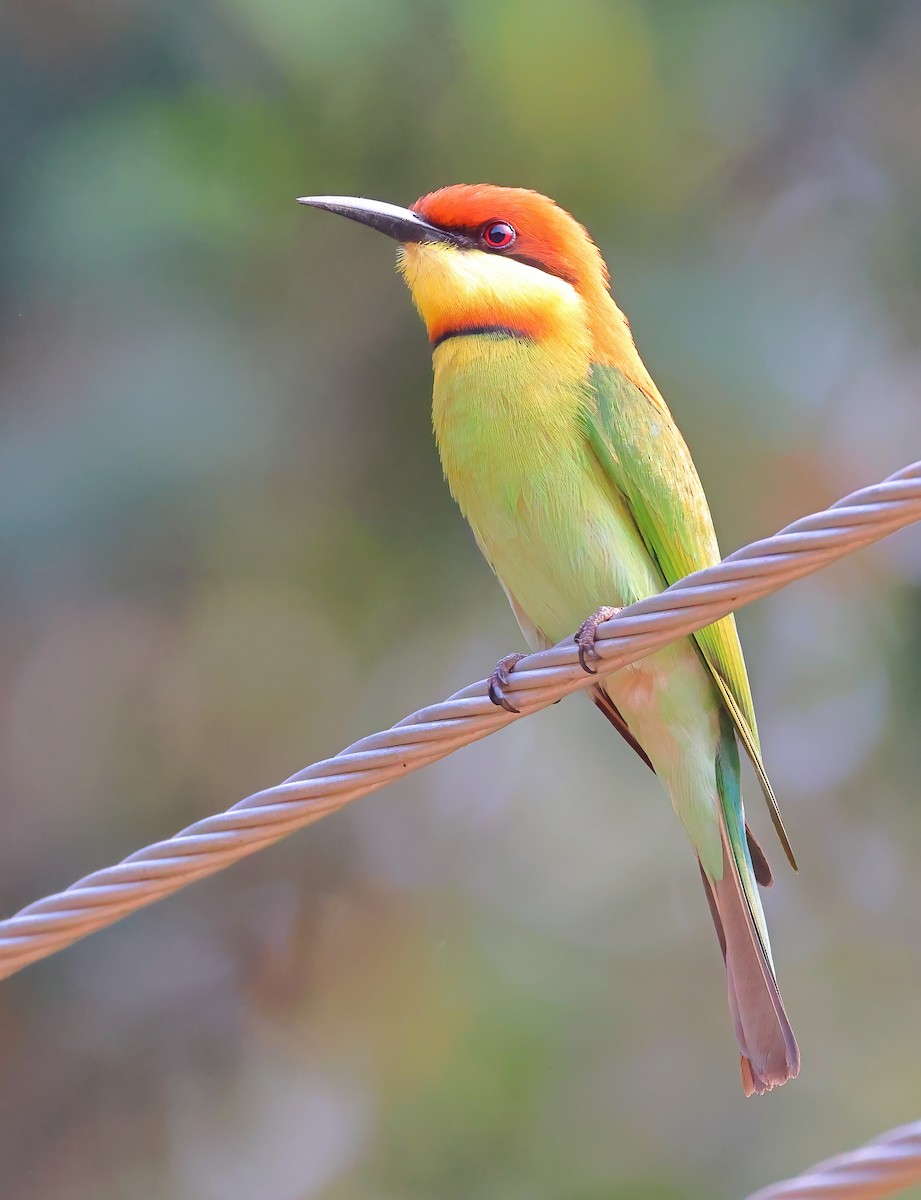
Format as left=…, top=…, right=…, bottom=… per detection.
left=431, top=334, right=663, bottom=645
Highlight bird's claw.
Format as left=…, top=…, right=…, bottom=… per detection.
left=487, top=652, right=526, bottom=713
left=575, top=606, right=622, bottom=674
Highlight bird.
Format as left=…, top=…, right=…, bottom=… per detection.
left=298, top=185, right=800, bottom=1095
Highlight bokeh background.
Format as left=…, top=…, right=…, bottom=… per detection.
left=2, top=2, right=921, bottom=1197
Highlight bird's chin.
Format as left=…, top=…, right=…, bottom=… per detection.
left=396, top=240, right=456, bottom=286
left=396, top=241, right=473, bottom=333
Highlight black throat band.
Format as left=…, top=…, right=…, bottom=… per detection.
left=431, top=324, right=529, bottom=350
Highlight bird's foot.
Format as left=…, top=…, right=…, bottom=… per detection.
left=487, top=652, right=526, bottom=714
left=575, top=606, right=622, bottom=674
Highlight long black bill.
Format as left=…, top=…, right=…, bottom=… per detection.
left=297, top=195, right=464, bottom=246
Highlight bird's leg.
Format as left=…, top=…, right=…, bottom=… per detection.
left=575, top=606, right=622, bottom=674
left=487, top=652, right=526, bottom=714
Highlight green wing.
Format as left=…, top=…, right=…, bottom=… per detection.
left=585, top=364, right=796, bottom=869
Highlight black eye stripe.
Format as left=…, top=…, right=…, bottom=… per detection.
left=507, top=253, right=577, bottom=287
left=424, top=222, right=577, bottom=286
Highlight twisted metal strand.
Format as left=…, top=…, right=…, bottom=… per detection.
left=0, top=460, right=919, bottom=983
left=746, top=1119, right=921, bottom=1199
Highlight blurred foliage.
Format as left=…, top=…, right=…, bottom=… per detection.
left=2, top=1, right=921, bottom=1197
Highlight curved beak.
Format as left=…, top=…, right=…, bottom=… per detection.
left=297, top=195, right=464, bottom=246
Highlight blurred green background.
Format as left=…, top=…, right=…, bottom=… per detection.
left=2, top=1, right=921, bottom=1197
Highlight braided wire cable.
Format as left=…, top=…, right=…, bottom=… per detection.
left=0, top=459, right=918, bottom=988
left=746, top=1119, right=921, bottom=1199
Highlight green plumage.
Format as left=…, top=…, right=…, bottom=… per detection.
left=432, top=335, right=798, bottom=1091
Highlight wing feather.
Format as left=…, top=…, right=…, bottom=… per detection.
left=584, top=365, right=796, bottom=868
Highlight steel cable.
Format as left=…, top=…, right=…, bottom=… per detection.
left=746, top=1119, right=921, bottom=1199
left=0, top=459, right=918, bottom=988
left=2, top=461, right=921, bottom=1200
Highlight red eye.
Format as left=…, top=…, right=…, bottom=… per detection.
left=481, top=221, right=516, bottom=249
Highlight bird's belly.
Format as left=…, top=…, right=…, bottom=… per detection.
left=485, top=494, right=649, bottom=648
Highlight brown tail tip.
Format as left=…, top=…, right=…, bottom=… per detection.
left=741, top=1054, right=798, bottom=1097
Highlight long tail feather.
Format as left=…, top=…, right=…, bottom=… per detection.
left=700, top=838, right=799, bottom=1094
left=705, top=715, right=799, bottom=1095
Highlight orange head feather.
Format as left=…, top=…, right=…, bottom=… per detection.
left=407, top=184, right=654, bottom=389
left=413, top=185, right=609, bottom=294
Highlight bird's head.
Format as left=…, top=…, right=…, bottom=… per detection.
left=299, top=184, right=641, bottom=372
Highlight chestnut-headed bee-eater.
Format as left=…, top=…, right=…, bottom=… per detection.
left=299, top=185, right=799, bottom=1095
